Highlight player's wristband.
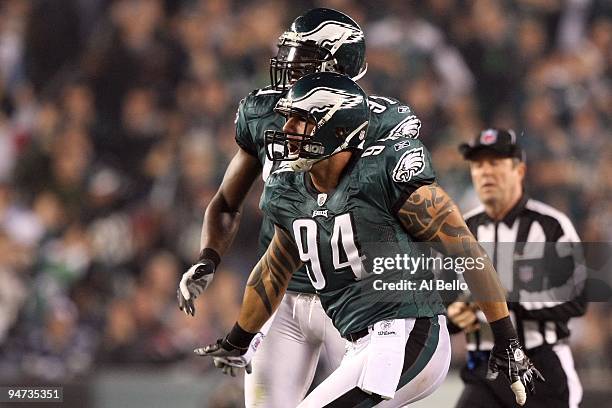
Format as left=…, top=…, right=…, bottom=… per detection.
left=489, top=315, right=518, bottom=348
left=225, top=322, right=257, bottom=351
left=198, top=248, right=221, bottom=269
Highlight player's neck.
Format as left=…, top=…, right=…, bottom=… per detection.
left=309, top=151, right=353, bottom=193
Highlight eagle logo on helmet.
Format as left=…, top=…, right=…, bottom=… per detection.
left=297, top=21, right=364, bottom=48
left=392, top=147, right=425, bottom=182
left=291, top=87, right=364, bottom=114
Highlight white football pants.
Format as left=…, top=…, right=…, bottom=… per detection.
left=298, top=315, right=451, bottom=408
left=244, top=292, right=346, bottom=407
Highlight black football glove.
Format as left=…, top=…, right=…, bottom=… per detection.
left=486, top=339, right=545, bottom=406
left=194, top=332, right=264, bottom=377
left=177, top=259, right=215, bottom=316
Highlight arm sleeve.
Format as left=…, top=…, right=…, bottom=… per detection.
left=516, top=215, right=587, bottom=320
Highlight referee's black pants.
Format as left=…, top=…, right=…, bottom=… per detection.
left=455, top=345, right=578, bottom=408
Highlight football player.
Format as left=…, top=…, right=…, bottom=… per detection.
left=196, top=73, right=544, bottom=407
left=177, top=8, right=422, bottom=407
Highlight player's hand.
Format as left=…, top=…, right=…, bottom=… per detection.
left=177, top=259, right=216, bottom=316
left=486, top=339, right=545, bottom=406
left=194, top=332, right=264, bottom=377
left=447, top=302, right=480, bottom=333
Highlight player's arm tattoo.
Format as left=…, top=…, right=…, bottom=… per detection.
left=238, top=227, right=302, bottom=332
left=398, top=183, right=508, bottom=313
left=397, top=183, right=478, bottom=256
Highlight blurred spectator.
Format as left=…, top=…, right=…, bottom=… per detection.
left=21, top=297, right=95, bottom=381
left=24, top=0, right=80, bottom=94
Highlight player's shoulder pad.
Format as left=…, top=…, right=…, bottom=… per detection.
left=367, top=94, right=404, bottom=111
left=238, top=87, right=285, bottom=122
left=264, top=164, right=296, bottom=188
left=359, top=137, right=433, bottom=184
left=260, top=166, right=298, bottom=219
left=367, top=95, right=421, bottom=141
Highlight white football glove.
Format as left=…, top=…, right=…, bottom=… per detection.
left=177, top=259, right=215, bottom=316
left=194, top=332, right=265, bottom=376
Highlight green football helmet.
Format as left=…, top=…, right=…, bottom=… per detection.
left=265, top=72, right=369, bottom=172
left=270, top=8, right=367, bottom=91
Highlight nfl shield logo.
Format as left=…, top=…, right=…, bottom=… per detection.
left=480, top=129, right=498, bottom=145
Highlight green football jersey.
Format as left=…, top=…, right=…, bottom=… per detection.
left=260, top=137, right=445, bottom=336
left=235, top=88, right=423, bottom=294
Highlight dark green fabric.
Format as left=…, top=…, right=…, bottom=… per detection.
left=261, top=137, right=444, bottom=336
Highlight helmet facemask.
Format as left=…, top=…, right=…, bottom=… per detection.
left=269, top=8, right=367, bottom=91
left=265, top=100, right=367, bottom=172
left=265, top=72, right=370, bottom=173
left=270, top=33, right=339, bottom=91
left=264, top=101, right=332, bottom=173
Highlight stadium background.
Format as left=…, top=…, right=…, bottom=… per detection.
left=0, top=0, right=610, bottom=407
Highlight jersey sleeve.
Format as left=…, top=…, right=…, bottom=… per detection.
left=380, top=139, right=437, bottom=213
left=234, top=98, right=258, bottom=157
left=369, top=96, right=422, bottom=141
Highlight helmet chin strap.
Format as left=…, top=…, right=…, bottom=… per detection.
left=335, top=120, right=369, bottom=152
left=316, top=99, right=343, bottom=129
left=289, top=157, right=319, bottom=172
left=291, top=120, right=368, bottom=173
left=351, top=63, right=368, bottom=82
left=321, top=31, right=350, bottom=74
left=328, top=31, right=350, bottom=56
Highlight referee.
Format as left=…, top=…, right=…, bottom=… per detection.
left=448, top=128, right=586, bottom=408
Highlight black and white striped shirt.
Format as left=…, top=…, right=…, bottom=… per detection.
left=463, top=194, right=586, bottom=351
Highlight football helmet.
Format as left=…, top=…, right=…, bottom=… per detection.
left=264, top=72, right=369, bottom=172
left=270, top=8, right=367, bottom=91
